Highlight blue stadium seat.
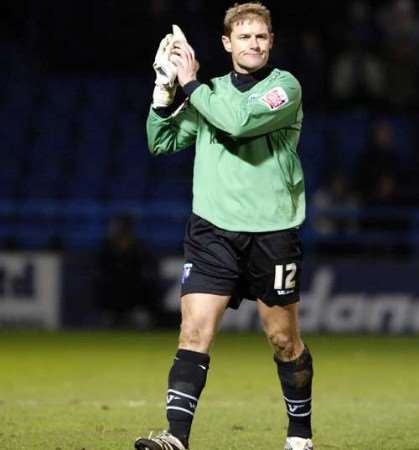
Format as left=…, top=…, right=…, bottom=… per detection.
left=15, top=200, right=60, bottom=248
left=140, top=200, right=191, bottom=252
left=26, top=136, right=70, bottom=177
left=330, top=111, right=371, bottom=176
left=298, top=112, right=328, bottom=194
left=386, top=115, right=414, bottom=163
left=0, top=148, right=20, bottom=178
left=145, top=199, right=191, bottom=219
left=79, top=108, right=115, bottom=138
left=72, top=142, right=109, bottom=176
left=59, top=199, right=106, bottom=248
left=0, top=145, right=22, bottom=198
left=64, top=141, right=107, bottom=200
left=145, top=179, right=192, bottom=203
left=119, top=77, right=152, bottom=115
left=20, top=176, right=61, bottom=199
left=0, top=109, right=30, bottom=149
left=107, top=174, right=147, bottom=201
left=113, top=139, right=151, bottom=176
left=0, top=179, right=18, bottom=198
left=64, top=174, right=106, bottom=199
left=151, top=147, right=194, bottom=169
left=34, top=108, right=71, bottom=133
left=3, top=80, right=35, bottom=112
left=103, top=201, right=144, bottom=221
left=46, top=77, right=82, bottom=113
left=0, top=199, right=17, bottom=244
left=82, top=78, right=120, bottom=115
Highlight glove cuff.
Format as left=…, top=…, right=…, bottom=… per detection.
left=152, top=84, right=177, bottom=108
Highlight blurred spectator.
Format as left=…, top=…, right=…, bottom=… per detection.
left=1, top=1, right=418, bottom=260
left=311, top=172, right=360, bottom=256
left=367, top=173, right=399, bottom=209
left=378, top=0, right=419, bottom=48
left=354, top=119, right=408, bottom=233
left=329, top=1, right=386, bottom=110
left=362, top=171, right=410, bottom=257
left=403, top=123, right=419, bottom=205
left=377, top=0, right=419, bottom=111
left=332, top=1, right=380, bottom=50
left=354, top=119, right=403, bottom=204
left=293, top=31, right=327, bottom=110
left=312, top=172, right=359, bottom=235
left=95, top=214, right=165, bottom=328
left=347, top=0, right=380, bottom=49
left=329, top=37, right=386, bottom=110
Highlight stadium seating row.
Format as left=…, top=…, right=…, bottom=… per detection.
left=1, top=76, right=417, bottom=252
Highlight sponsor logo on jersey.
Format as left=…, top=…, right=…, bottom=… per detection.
left=181, top=263, right=193, bottom=284
left=260, top=86, right=289, bottom=110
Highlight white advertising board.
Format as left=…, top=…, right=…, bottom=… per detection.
left=0, top=253, right=61, bottom=329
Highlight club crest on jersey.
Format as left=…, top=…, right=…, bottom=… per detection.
left=247, top=93, right=261, bottom=105
left=260, top=86, right=289, bottom=110
left=181, top=263, right=193, bottom=284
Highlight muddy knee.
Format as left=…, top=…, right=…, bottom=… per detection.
left=268, top=331, right=299, bottom=361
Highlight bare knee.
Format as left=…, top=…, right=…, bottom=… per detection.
left=179, top=321, right=215, bottom=353
left=178, top=293, right=229, bottom=353
left=268, top=330, right=302, bottom=361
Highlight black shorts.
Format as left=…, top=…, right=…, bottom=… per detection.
left=180, top=214, right=303, bottom=309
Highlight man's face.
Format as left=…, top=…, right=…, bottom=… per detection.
left=222, top=18, right=273, bottom=74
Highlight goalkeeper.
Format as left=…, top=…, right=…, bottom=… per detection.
left=136, top=3, right=314, bottom=450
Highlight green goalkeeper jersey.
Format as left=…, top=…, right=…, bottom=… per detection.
left=146, top=68, right=305, bottom=232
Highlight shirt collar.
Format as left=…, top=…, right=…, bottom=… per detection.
left=230, top=65, right=274, bottom=91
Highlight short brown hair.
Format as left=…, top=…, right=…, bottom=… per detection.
left=224, top=2, right=272, bottom=36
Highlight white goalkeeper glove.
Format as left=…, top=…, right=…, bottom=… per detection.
left=152, top=25, right=189, bottom=108
left=152, top=84, right=177, bottom=108
left=153, top=33, right=177, bottom=88
left=172, top=24, right=188, bottom=46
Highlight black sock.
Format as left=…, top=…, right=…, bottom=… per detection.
left=275, top=346, right=313, bottom=439
left=167, top=349, right=210, bottom=448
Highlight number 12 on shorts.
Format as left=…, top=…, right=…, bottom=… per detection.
left=274, top=263, right=297, bottom=290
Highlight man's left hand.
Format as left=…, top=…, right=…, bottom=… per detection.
left=170, top=42, right=200, bottom=87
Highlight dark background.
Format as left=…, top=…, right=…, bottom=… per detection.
left=0, top=1, right=419, bottom=327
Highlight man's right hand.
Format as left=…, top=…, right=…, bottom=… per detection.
left=152, top=26, right=192, bottom=108
left=170, top=42, right=200, bottom=87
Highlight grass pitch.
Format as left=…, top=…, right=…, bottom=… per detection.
left=0, top=330, right=419, bottom=450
